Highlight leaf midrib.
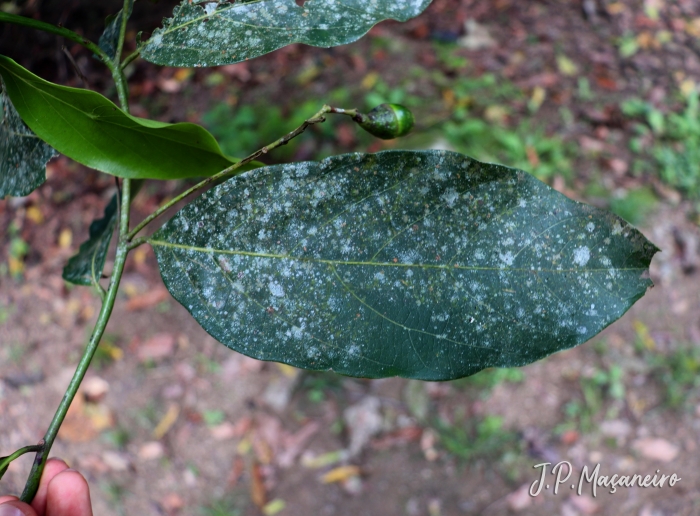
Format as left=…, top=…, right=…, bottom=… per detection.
left=148, top=239, right=647, bottom=273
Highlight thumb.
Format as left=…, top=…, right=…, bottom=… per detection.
left=0, top=501, right=37, bottom=516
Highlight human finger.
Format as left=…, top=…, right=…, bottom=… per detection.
left=0, top=499, right=38, bottom=516
left=29, top=459, right=69, bottom=515
left=45, top=469, right=92, bottom=516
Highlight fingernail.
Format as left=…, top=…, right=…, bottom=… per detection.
left=0, top=504, right=25, bottom=516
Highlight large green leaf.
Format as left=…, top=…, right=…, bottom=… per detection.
left=98, top=0, right=135, bottom=60
left=0, top=82, right=56, bottom=198
left=0, top=55, right=254, bottom=180
left=141, top=0, right=433, bottom=67
left=62, top=194, right=118, bottom=286
left=150, top=151, right=658, bottom=380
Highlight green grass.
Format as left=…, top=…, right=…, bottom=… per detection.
left=452, top=367, right=525, bottom=395
left=557, top=363, right=626, bottom=434
left=435, top=413, right=518, bottom=463
left=202, top=45, right=574, bottom=184
left=624, top=91, right=700, bottom=200
left=645, top=344, right=700, bottom=409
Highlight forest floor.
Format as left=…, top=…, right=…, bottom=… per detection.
left=2, top=0, right=700, bottom=515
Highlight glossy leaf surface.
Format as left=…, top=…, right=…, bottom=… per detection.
left=0, top=83, right=56, bottom=198
left=151, top=151, right=657, bottom=380
left=0, top=55, right=252, bottom=180
left=63, top=194, right=118, bottom=286
left=141, top=0, right=433, bottom=67
left=98, top=0, right=135, bottom=60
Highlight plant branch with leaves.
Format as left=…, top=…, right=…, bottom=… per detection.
left=0, top=0, right=657, bottom=505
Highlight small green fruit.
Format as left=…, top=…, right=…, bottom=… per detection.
left=357, top=103, right=414, bottom=140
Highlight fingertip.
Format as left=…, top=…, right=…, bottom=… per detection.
left=30, top=458, right=69, bottom=514
left=46, top=469, right=92, bottom=516
left=0, top=500, right=37, bottom=516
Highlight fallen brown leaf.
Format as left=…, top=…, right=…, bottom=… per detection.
left=138, top=333, right=175, bottom=362
left=126, top=287, right=169, bottom=311
left=251, top=461, right=267, bottom=509
left=632, top=437, right=679, bottom=462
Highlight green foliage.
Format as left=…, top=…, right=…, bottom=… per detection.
left=202, top=99, right=339, bottom=162
left=453, top=367, right=525, bottom=394
left=363, top=68, right=573, bottom=181
left=62, top=194, right=118, bottom=286
left=609, top=186, right=658, bottom=225
left=651, top=346, right=700, bottom=408
left=436, top=414, right=517, bottom=462
left=300, top=371, right=344, bottom=404
left=202, top=409, right=226, bottom=427
left=141, top=0, right=433, bottom=67
left=200, top=494, right=243, bottom=516
left=151, top=150, right=656, bottom=380
left=559, top=363, right=626, bottom=433
left=0, top=55, right=253, bottom=180
left=624, top=92, right=700, bottom=199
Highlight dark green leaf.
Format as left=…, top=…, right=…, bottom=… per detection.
left=0, top=82, right=56, bottom=198
left=0, top=55, right=255, bottom=180
left=63, top=194, right=118, bottom=286
left=98, top=0, right=135, bottom=60
left=141, top=0, right=433, bottom=67
left=150, top=151, right=658, bottom=380
left=0, top=462, right=7, bottom=480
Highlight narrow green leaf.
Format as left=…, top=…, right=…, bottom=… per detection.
left=0, top=82, right=56, bottom=198
left=62, top=194, right=118, bottom=286
left=98, top=0, right=135, bottom=60
left=141, top=0, right=433, bottom=67
left=0, top=55, right=254, bottom=180
left=0, top=463, right=7, bottom=480
left=150, top=151, right=658, bottom=380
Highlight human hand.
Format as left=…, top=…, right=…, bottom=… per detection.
left=0, top=458, right=92, bottom=516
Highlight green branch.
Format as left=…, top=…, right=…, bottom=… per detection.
left=20, top=181, right=132, bottom=502
left=0, top=445, right=44, bottom=480
left=18, top=30, right=135, bottom=499
left=114, top=0, right=131, bottom=66
left=120, top=49, right=140, bottom=70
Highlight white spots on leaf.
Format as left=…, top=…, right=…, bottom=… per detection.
left=586, top=222, right=595, bottom=232
left=499, top=251, right=515, bottom=266
left=573, top=246, right=590, bottom=267
left=399, top=250, right=420, bottom=264
left=268, top=281, right=285, bottom=298
left=149, top=149, right=654, bottom=380
left=441, top=188, right=459, bottom=208
left=612, top=221, right=623, bottom=235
